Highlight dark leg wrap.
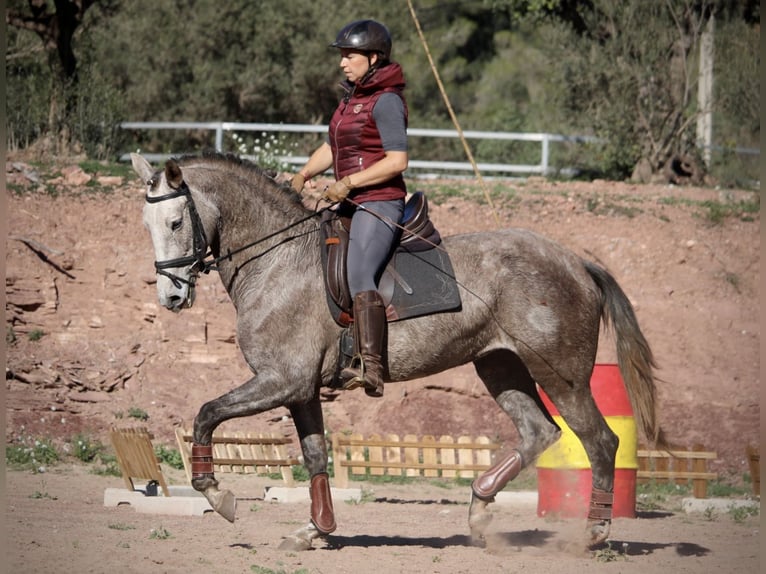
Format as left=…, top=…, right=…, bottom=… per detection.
left=191, top=443, right=215, bottom=479
left=587, top=487, right=614, bottom=522
left=471, top=449, right=524, bottom=502
left=309, top=472, right=337, bottom=535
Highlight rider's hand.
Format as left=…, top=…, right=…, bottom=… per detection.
left=325, top=176, right=353, bottom=202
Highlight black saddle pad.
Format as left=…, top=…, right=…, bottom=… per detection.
left=378, top=245, right=462, bottom=322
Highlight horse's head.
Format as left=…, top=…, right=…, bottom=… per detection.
left=132, top=153, right=209, bottom=312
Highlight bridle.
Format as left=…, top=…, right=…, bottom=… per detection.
left=145, top=179, right=210, bottom=290
left=145, top=176, right=330, bottom=292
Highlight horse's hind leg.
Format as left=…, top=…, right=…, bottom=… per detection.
left=468, top=351, right=562, bottom=545
left=544, top=378, right=619, bottom=546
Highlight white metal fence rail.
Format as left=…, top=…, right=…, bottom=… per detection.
left=119, top=121, right=600, bottom=176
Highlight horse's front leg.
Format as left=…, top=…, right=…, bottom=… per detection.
left=279, top=396, right=335, bottom=551
left=190, top=372, right=298, bottom=522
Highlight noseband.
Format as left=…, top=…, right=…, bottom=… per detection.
left=145, top=180, right=210, bottom=289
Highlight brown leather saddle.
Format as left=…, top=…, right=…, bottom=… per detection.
left=319, top=191, right=462, bottom=328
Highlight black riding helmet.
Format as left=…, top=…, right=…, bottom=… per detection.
left=331, top=19, right=392, bottom=62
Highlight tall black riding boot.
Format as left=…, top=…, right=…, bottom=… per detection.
left=340, top=290, right=387, bottom=397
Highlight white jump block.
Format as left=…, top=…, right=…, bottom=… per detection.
left=264, top=486, right=362, bottom=504
left=492, top=490, right=538, bottom=506
left=105, top=484, right=363, bottom=516
left=104, top=485, right=214, bottom=516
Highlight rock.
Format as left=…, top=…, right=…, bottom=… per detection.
left=61, top=166, right=92, bottom=186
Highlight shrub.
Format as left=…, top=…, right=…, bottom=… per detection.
left=6, top=436, right=59, bottom=471
left=154, top=445, right=184, bottom=470
left=70, top=433, right=104, bottom=463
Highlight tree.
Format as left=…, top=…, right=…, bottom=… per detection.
left=527, top=0, right=761, bottom=182
left=6, top=0, right=117, bottom=151
left=531, top=1, right=707, bottom=180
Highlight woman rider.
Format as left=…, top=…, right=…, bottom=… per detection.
left=292, top=20, right=408, bottom=398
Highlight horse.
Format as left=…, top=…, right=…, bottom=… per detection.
left=131, top=151, right=661, bottom=551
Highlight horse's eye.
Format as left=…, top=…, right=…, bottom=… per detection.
left=171, top=219, right=183, bottom=232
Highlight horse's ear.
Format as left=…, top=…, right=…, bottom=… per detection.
left=131, top=153, right=154, bottom=184
left=164, top=159, right=184, bottom=189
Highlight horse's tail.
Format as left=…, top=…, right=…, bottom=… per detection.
left=585, top=261, right=665, bottom=448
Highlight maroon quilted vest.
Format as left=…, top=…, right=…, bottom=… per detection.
left=329, top=63, right=408, bottom=203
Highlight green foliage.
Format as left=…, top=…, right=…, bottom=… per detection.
left=231, top=132, right=300, bottom=172
left=5, top=24, right=50, bottom=149
left=73, top=58, right=127, bottom=160
left=154, top=445, right=185, bottom=470
left=30, top=480, right=58, bottom=500
left=658, top=193, right=760, bottom=223
left=707, top=479, right=753, bottom=498
left=28, top=329, right=45, bottom=341
left=593, top=540, right=629, bottom=562
left=636, top=480, right=690, bottom=510
left=90, top=453, right=122, bottom=477
left=6, top=0, right=759, bottom=183
left=78, top=160, right=132, bottom=178
left=108, top=523, right=136, bottom=531
left=290, top=465, right=310, bottom=482
left=250, top=566, right=308, bottom=574
left=127, top=407, right=149, bottom=421
left=698, top=198, right=760, bottom=225
left=6, top=436, right=60, bottom=470
left=728, top=504, right=759, bottom=523
left=149, top=526, right=172, bottom=540
left=70, top=433, right=104, bottom=463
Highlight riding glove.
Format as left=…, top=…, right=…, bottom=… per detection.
left=325, top=176, right=353, bottom=202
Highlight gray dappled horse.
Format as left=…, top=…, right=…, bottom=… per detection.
left=132, top=152, right=661, bottom=551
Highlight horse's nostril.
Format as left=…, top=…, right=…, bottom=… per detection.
left=168, top=295, right=184, bottom=309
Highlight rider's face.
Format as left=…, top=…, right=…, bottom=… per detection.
left=339, top=49, right=377, bottom=84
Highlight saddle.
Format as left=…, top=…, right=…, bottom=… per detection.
left=319, top=192, right=462, bottom=328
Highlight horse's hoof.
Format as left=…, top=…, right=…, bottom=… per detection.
left=279, top=535, right=314, bottom=552
left=468, top=494, right=493, bottom=546
left=587, top=519, right=611, bottom=546
left=469, top=532, right=488, bottom=548
left=207, top=488, right=237, bottom=523
left=279, top=523, right=320, bottom=551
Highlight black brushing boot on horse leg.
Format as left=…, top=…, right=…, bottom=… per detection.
left=340, top=290, right=387, bottom=397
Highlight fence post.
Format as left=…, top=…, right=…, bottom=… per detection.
left=692, top=444, right=709, bottom=498
left=440, top=435, right=456, bottom=479
left=541, top=133, right=550, bottom=175
left=368, top=433, right=384, bottom=477
left=422, top=435, right=438, bottom=478
left=215, top=123, right=224, bottom=152
left=404, top=433, right=419, bottom=477
left=331, top=434, right=349, bottom=488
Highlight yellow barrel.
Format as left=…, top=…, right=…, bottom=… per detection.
left=536, top=364, right=637, bottom=518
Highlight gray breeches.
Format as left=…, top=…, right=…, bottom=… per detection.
left=346, top=199, right=404, bottom=297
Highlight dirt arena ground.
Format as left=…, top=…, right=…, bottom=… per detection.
left=5, top=463, right=761, bottom=574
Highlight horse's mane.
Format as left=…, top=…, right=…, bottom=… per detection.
left=169, top=150, right=318, bottom=268
left=173, top=150, right=304, bottom=207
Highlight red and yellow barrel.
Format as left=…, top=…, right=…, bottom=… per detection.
left=536, top=364, right=637, bottom=518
